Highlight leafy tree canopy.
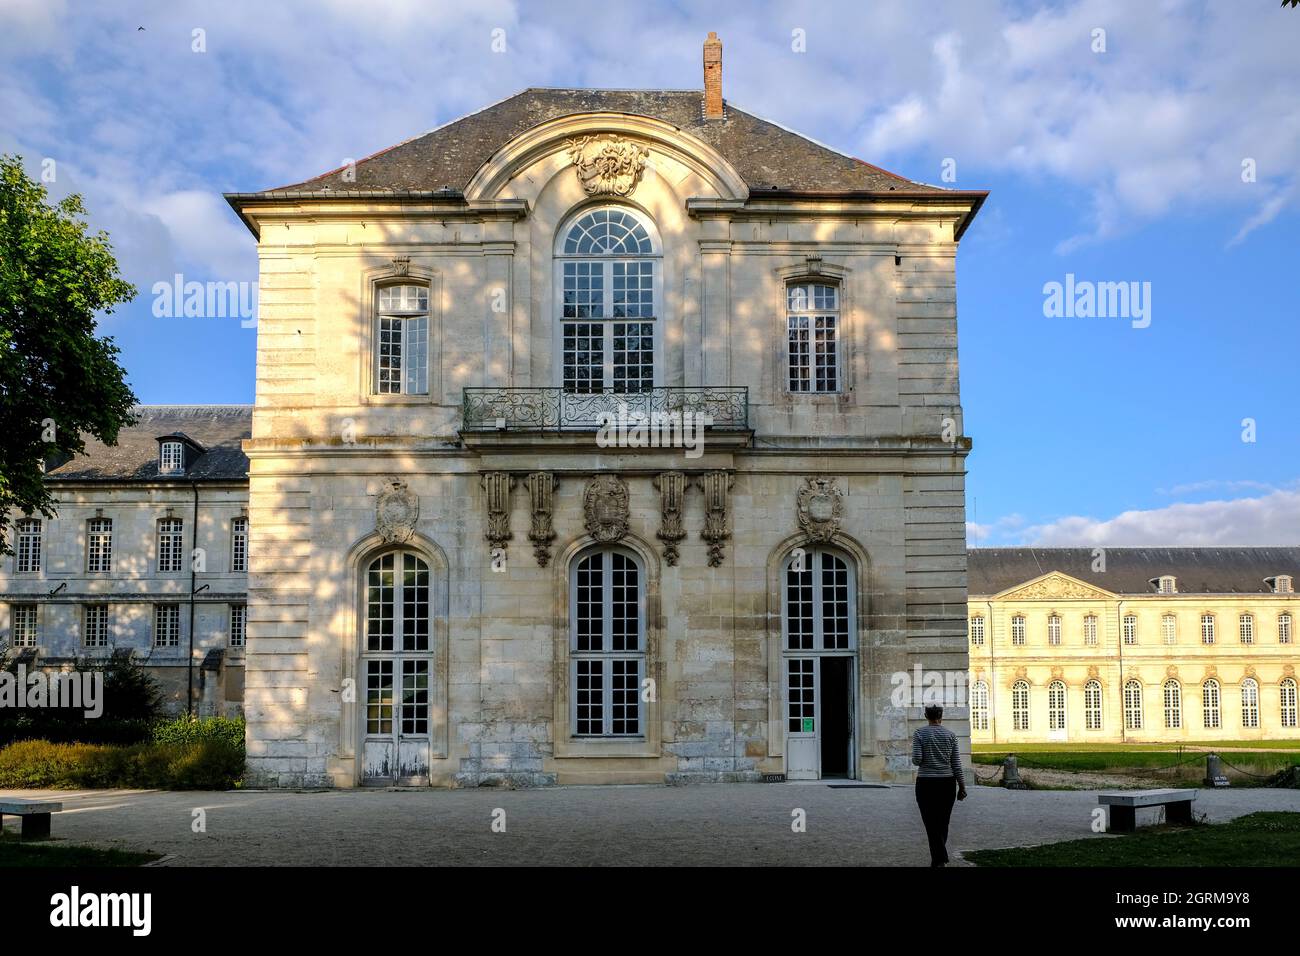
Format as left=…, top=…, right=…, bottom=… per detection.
left=0, top=154, right=138, bottom=552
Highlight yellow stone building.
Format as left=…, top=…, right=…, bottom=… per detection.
left=968, top=548, right=1300, bottom=744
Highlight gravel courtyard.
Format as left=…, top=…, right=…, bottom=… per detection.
left=5, top=783, right=1298, bottom=866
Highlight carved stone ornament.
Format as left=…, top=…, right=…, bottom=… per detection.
left=1284, top=664, right=1296, bottom=677
left=1004, top=573, right=1109, bottom=602
left=1166, top=665, right=1179, bottom=678
left=796, top=476, right=844, bottom=543
left=1087, top=665, right=1100, bottom=679
left=481, top=472, right=515, bottom=554
left=1050, top=666, right=1064, bottom=680
left=584, top=474, right=630, bottom=543
left=1013, top=666, right=1028, bottom=681
left=376, top=478, right=419, bottom=543
left=695, top=471, right=734, bottom=567
left=1203, top=665, right=1219, bottom=680
left=391, top=255, right=410, bottom=276
left=653, top=471, right=687, bottom=566
left=525, top=472, right=558, bottom=567
left=566, top=135, right=649, bottom=197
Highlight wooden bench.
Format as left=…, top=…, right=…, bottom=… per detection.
left=0, top=799, right=64, bottom=840
left=1098, top=789, right=1197, bottom=833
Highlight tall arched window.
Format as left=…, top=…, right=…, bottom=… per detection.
left=1282, top=678, right=1298, bottom=729
left=361, top=550, right=432, bottom=784
left=1202, top=679, right=1221, bottom=729
left=971, top=680, right=989, bottom=731
left=1048, top=680, right=1067, bottom=731
left=557, top=207, right=658, bottom=394
left=1124, top=679, right=1143, bottom=730
left=1012, top=680, right=1030, bottom=731
left=1241, top=678, right=1260, bottom=729
left=570, top=548, right=646, bottom=737
left=1084, top=679, right=1103, bottom=730
left=1163, top=679, right=1182, bottom=729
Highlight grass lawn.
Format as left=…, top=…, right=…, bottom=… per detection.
left=971, top=749, right=1299, bottom=775
left=0, top=833, right=159, bottom=867
left=972, top=740, right=1300, bottom=753
left=965, top=811, right=1300, bottom=867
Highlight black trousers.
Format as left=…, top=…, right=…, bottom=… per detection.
left=915, top=776, right=958, bottom=866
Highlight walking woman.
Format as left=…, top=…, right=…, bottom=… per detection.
left=911, top=704, right=967, bottom=866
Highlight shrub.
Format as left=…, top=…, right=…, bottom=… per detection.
left=151, top=715, right=245, bottom=748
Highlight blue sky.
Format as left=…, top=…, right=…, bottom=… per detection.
left=2, top=0, right=1297, bottom=545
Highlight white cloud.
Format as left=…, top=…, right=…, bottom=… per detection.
left=1021, top=489, right=1300, bottom=547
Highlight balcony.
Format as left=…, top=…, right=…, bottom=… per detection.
left=461, top=386, right=749, bottom=432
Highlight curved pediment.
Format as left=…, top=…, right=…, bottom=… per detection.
left=995, top=571, right=1115, bottom=602
left=464, top=112, right=749, bottom=203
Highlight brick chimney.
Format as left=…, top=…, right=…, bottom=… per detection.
left=703, top=32, right=724, bottom=119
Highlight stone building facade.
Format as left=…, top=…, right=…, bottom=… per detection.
left=968, top=548, right=1300, bottom=744
left=222, top=36, right=985, bottom=788
left=0, top=406, right=250, bottom=716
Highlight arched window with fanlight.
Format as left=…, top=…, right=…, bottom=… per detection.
left=1012, top=680, right=1030, bottom=731
left=1084, top=679, right=1103, bottom=730
left=1282, top=678, right=1298, bottom=729
left=1124, top=679, right=1143, bottom=731
left=971, top=680, right=989, bottom=731
left=1163, top=679, right=1182, bottom=729
left=1202, top=678, right=1221, bottom=729
left=1241, top=678, right=1260, bottom=729
left=556, top=207, right=659, bottom=394
left=1047, top=680, right=1067, bottom=731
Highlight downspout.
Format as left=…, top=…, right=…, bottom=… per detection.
left=187, top=481, right=199, bottom=718
left=1117, top=599, right=1125, bottom=744
left=987, top=600, right=996, bottom=744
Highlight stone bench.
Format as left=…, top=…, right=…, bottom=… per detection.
left=0, top=799, right=64, bottom=840
left=1098, top=789, right=1197, bottom=833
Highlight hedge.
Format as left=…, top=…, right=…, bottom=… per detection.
left=0, top=735, right=245, bottom=790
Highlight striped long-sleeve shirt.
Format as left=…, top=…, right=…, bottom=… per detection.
left=911, top=724, right=963, bottom=780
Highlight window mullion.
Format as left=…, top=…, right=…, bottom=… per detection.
left=811, top=551, right=824, bottom=651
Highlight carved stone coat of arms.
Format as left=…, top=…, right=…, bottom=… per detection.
left=797, top=477, right=843, bottom=542
left=584, top=475, right=630, bottom=543
left=376, top=479, right=419, bottom=543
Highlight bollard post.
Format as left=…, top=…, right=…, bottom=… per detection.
left=1204, top=753, right=1230, bottom=788
left=1002, top=754, right=1027, bottom=790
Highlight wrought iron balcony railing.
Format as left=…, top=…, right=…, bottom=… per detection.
left=462, top=387, right=749, bottom=432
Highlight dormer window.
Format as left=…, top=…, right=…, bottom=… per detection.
left=1157, top=575, right=1177, bottom=594
left=1273, top=575, right=1294, bottom=594
left=160, top=441, right=185, bottom=475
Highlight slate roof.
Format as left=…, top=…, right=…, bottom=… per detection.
left=228, top=88, right=981, bottom=203
left=45, top=406, right=251, bottom=483
left=969, top=548, right=1300, bottom=597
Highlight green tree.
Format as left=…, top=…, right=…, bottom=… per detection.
left=0, top=155, right=137, bottom=552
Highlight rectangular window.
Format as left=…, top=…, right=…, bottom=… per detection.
left=571, top=551, right=645, bottom=737
left=1083, top=616, right=1098, bottom=645
left=160, top=441, right=185, bottom=474
left=230, top=517, right=248, bottom=573
left=375, top=284, right=429, bottom=395
left=154, top=604, right=180, bottom=648
left=1162, top=614, right=1177, bottom=645
left=1239, top=614, right=1254, bottom=645
left=1048, top=616, right=1061, bottom=646
left=400, top=659, right=429, bottom=735
left=1011, top=616, right=1026, bottom=646
left=787, top=282, right=839, bottom=393
left=561, top=261, right=656, bottom=394
left=1123, top=614, right=1137, bottom=645
left=15, top=518, right=41, bottom=573
left=83, top=604, right=110, bottom=647
left=787, top=658, right=816, bottom=733
left=1280, top=614, right=1293, bottom=645
left=1201, top=614, right=1216, bottom=644
left=229, top=604, right=246, bottom=648
left=157, top=518, right=184, bottom=573
left=87, top=517, right=113, bottom=573
left=969, top=616, right=985, bottom=646
left=11, top=604, right=38, bottom=647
